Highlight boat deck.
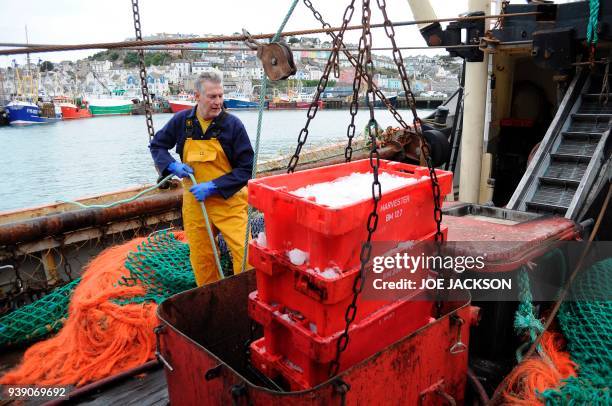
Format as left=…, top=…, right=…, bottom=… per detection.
left=75, top=368, right=168, bottom=406
left=0, top=347, right=168, bottom=406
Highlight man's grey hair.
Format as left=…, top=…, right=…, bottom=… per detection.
left=195, top=71, right=223, bottom=93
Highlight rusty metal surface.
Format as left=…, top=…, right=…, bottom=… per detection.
left=0, top=191, right=182, bottom=247
left=443, top=204, right=579, bottom=272
left=157, top=271, right=472, bottom=405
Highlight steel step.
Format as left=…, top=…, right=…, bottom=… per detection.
left=528, top=183, right=576, bottom=211
left=562, top=131, right=603, bottom=139
left=539, top=176, right=581, bottom=187
left=555, top=136, right=599, bottom=156
left=544, top=159, right=588, bottom=182
left=571, top=113, right=612, bottom=120
left=567, top=120, right=611, bottom=132
left=550, top=153, right=593, bottom=162
left=525, top=201, right=570, bottom=214
left=578, top=99, right=612, bottom=115
left=582, top=93, right=612, bottom=99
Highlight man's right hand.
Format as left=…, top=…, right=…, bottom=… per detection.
left=167, top=162, right=194, bottom=179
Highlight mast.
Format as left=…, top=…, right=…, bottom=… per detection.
left=25, top=25, right=33, bottom=100
left=0, top=70, right=5, bottom=105
left=458, top=0, right=490, bottom=203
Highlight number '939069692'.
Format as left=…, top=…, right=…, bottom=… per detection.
left=1, top=385, right=69, bottom=400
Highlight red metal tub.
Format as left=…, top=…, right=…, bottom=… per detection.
left=156, top=271, right=473, bottom=405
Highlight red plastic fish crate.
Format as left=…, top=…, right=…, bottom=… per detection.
left=248, top=159, right=452, bottom=271
left=249, top=228, right=446, bottom=336
left=249, top=290, right=435, bottom=391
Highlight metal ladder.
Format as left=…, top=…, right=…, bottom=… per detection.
left=508, top=69, right=612, bottom=219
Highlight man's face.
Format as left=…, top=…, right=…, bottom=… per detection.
left=196, top=81, right=224, bottom=120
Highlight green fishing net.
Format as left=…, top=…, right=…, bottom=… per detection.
left=0, top=279, right=80, bottom=346
left=541, top=258, right=612, bottom=405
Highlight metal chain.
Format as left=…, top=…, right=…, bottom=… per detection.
left=302, top=0, right=411, bottom=135
left=329, top=0, right=381, bottom=378
left=287, top=0, right=357, bottom=172
left=376, top=0, right=443, bottom=246
left=345, top=34, right=365, bottom=162
left=131, top=0, right=155, bottom=141
left=492, top=1, right=509, bottom=30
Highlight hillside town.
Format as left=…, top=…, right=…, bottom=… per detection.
left=0, top=33, right=461, bottom=105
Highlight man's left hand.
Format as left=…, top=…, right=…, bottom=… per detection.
left=190, top=181, right=218, bottom=201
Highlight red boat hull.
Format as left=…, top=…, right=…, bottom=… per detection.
left=169, top=101, right=195, bottom=113
left=61, top=105, right=92, bottom=119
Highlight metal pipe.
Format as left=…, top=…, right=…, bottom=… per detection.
left=0, top=191, right=182, bottom=246
left=0, top=12, right=540, bottom=56
left=458, top=0, right=490, bottom=203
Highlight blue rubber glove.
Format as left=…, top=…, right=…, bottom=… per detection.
left=190, top=181, right=218, bottom=201
left=167, top=161, right=194, bottom=179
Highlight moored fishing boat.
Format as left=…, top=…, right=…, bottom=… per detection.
left=224, top=94, right=259, bottom=109
left=5, top=100, right=60, bottom=125
left=168, top=98, right=195, bottom=113
left=167, top=92, right=196, bottom=113
left=53, top=96, right=93, bottom=119
left=87, top=98, right=133, bottom=116
left=59, top=102, right=93, bottom=119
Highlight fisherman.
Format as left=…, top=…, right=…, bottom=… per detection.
left=149, top=71, right=254, bottom=286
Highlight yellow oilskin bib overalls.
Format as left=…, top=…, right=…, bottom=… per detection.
left=182, top=114, right=249, bottom=286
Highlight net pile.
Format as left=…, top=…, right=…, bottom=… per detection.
left=541, top=258, right=612, bottom=404
left=503, top=258, right=612, bottom=405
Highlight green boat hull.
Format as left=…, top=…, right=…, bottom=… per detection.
left=88, top=104, right=133, bottom=116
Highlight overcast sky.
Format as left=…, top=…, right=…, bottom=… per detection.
left=0, top=1, right=572, bottom=68
left=0, top=0, right=477, bottom=67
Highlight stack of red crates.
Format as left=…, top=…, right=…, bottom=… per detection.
left=247, top=159, right=452, bottom=390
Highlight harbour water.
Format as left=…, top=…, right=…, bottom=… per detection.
left=0, top=108, right=431, bottom=212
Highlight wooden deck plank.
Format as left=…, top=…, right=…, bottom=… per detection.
left=75, top=368, right=168, bottom=405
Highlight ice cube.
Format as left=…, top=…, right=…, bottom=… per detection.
left=319, top=266, right=341, bottom=279
left=288, top=248, right=308, bottom=266
left=256, top=232, right=267, bottom=247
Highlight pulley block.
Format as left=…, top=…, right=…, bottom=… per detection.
left=243, top=30, right=296, bottom=81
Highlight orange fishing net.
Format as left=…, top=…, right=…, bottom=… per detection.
left=0, top=232, right=186, bottom=387
left=502, top=331, right=577, bottom=405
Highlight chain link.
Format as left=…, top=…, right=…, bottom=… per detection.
left=287, top=0, right=357, bottom=173
left=376, top=0, right=444, bottom=245
left=131, top=0, right=155, bottom=141
left=302, top=0, right=412, bottom=137
left=345, top=36, right=365, bottom=162
left=329, top=0, right=381, bottom=378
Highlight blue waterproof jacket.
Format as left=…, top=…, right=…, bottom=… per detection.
left=149, top=107, right=254, bottom=199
